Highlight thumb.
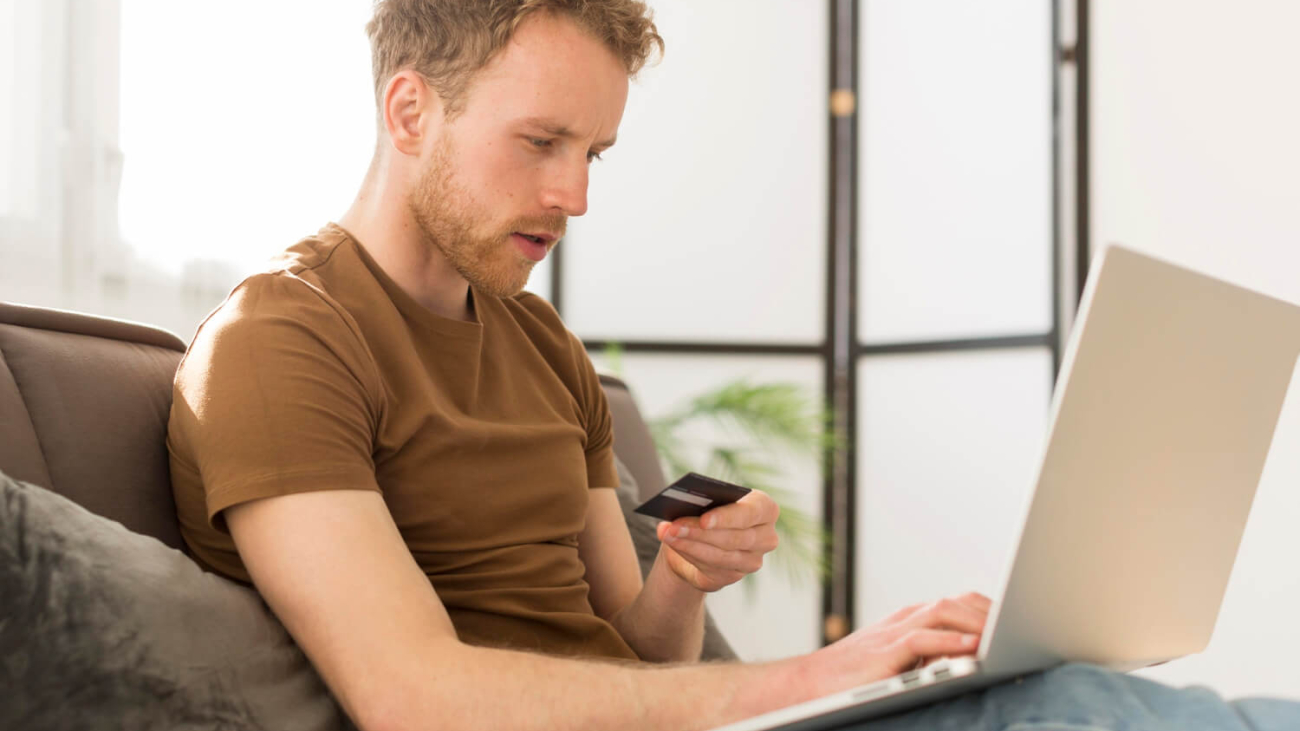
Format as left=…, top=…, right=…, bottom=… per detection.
left=655, top=521, right=673, bottom=542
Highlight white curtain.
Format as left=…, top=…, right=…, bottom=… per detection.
left=0, top=0, right=124, bottom=313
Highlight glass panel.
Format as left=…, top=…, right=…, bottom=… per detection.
left=563, top=0, right=827, bottom=344
left=857, top=0, right=1053, bottom=344
left=854, top=348, right=1053, bottom=627
left=587, top=351, right=825, bottom=661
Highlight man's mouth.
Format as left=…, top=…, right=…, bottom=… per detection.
left=514, top=232, right=557, bottom=245
left=511, top=232, right=555, bottom=263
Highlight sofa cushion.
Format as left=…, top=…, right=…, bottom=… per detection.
left=0, top=304, right=187, bottom=550
left=601, top=374, right=670, bottom=501
left=0, top=469, right=355, bottom=731
left=0, top=348, right=53, bottom=489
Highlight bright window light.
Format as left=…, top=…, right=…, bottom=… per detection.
left=118, top=1, right=376, bottom=275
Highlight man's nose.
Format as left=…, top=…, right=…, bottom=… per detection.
left=540, top=161, right=589, bottom=217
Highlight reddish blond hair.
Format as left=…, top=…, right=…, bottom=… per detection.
left=366, top=0, right=663, bottom=118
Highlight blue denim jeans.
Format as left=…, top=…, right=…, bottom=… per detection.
left=848, top=664, right=1298, bottom=731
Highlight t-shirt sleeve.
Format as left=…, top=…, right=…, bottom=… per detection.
left=568, top=331, right=620, bottom=491
left=171, top=273, right=383, bottom=532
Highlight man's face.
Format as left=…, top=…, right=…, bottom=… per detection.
left=407, top=13, right=630, bottom=298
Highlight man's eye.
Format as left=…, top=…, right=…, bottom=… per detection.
left=528, top=137, right=601, bottom=162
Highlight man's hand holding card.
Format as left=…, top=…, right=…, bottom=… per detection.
left=637, top=473, right=781, bottom=593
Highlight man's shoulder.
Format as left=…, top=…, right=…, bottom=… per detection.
left=508, top=289, right=562, bottom=324
left=264, top=224, right=354, bottom=280
left=200, top=228, right=358, bottom=336
left=181, top=231, right=370, bottom=379
left=196, top=270, right=347, bottom=348
left=500, top=289, right=581, bottom=351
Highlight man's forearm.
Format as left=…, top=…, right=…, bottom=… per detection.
left=369, top=638, right=809, bottom=731
left=610, top=548, right=707, bottom=662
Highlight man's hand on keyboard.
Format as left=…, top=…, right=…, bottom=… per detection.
left=792, top=592, right=992, bottom=699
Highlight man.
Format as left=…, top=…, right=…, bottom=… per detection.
left=168, top=2, right=1297, bottom=730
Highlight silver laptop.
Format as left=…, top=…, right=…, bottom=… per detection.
left=713, top=244, right=1300, bottom=731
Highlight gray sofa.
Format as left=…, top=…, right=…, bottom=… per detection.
left=0, top=300, right=735, bottom=729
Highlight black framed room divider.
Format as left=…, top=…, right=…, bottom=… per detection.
left=549, top=0, right=1090, bottom=647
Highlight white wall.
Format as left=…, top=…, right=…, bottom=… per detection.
left=1093, top=0, right=1300, bottom=700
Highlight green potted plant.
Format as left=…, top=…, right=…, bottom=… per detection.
left=602, top=345, right=836, bottom=594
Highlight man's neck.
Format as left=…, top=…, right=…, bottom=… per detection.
left=337, top=163, right=474, bottom=323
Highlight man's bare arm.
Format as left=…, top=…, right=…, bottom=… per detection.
left=227, top=489, right=778, bottom=730
left=227, top=489, right=991, bottom=731
left=578, top=488, right=706, bottom=662
left=581, top=486, right=788, bottom=663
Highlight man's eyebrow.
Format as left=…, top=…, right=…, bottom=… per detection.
left=519, top=117, right=617, bottom=149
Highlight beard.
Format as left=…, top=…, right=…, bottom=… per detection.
left=407, top=136, right=565, bottom=299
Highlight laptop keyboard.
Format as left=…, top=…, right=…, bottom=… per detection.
left=850, top=658, right=971, bottom=703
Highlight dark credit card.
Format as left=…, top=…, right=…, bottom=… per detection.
left=634, top=472, right=752, bottom=523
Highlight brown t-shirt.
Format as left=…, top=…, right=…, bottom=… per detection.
left=168, top=223, right=638, bottom=662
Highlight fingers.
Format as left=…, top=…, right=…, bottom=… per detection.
left=954, top=592, right=993, bottom=614
left=659, top=523, right=779, bottom=553
left=894, top=597, right=988, bottom=636
left=696, top=490, right=780, bottom=530
left=817, top=596, right=988, bottom=688
left=865, top=593, right=991, bottom=649
left=655, top=489, right=780, bottom=557
left=878, top=602, right=928, bottom=627
left=884, top=629, right=979, bottom=675
left=661, top=535, right=766, bottom=574
left=653, top=491, right=781, bottom=589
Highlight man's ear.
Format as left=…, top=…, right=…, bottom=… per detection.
left=382, top=70, right=442, bottom=157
